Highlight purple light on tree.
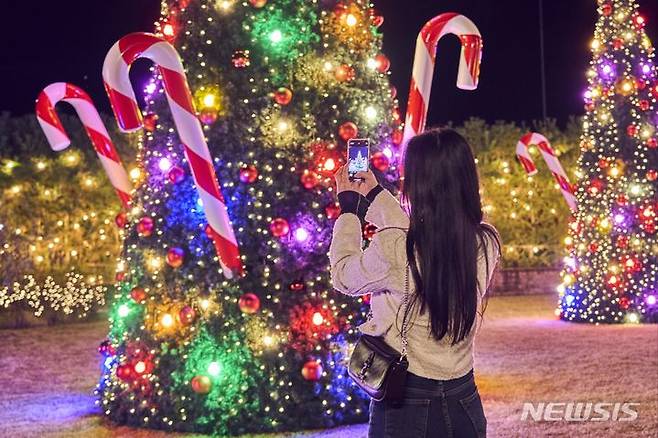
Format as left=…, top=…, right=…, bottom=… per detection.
left=294, top=227, right=309, bottom=242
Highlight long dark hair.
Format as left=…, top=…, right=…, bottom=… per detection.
left=402, top=128, right=500, bottom=345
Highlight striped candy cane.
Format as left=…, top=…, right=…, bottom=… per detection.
left=402, top=13, right=483, bottom=155
left=35, top=83, right=132, bottom=209
left=102, top=32, right=243, bottom=278
left=516, top=132, right=577, bottom=212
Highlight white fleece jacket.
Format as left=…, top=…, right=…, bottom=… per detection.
left=329, top=188, right=500, bottom=380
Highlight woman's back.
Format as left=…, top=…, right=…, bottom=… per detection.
left=331, top=188, right=500, bottom=380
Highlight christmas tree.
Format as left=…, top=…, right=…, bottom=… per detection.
left=97, top=0, right=400, bottom=434
left=558, top=0, right=658, bottom=324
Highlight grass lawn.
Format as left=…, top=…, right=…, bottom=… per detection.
left=0, top=294, right=656, bottom=437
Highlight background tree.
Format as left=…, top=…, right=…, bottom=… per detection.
left=558, top=0, right=658, bottom=323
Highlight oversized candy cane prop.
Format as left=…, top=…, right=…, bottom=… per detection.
left=516, top=132, right=577, bottom=212
left=103, top=32, right=242, bottom=278
left=402, top=13, right=483, bottom=156
left=35, top=83, right=132, bottom=208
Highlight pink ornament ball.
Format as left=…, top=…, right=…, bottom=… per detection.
left=137, top=217, right=154, bottom=237
left=167, top=166, right=186, bottom=184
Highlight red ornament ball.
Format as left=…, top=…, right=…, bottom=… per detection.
left=338, top=122, right=358, bottom=141
left=612, top=38, right=624, bottom=50
left=199, top=109, right=218, bottom=125
left=647, top=169, right=657, bottom=181
left=249, top=0, right=267, bottom=7
left=191, top=375, right=212, bottom=394
left=166, top=247, right=185, bottom=268
left=179, top=306, right=196, bottom=325
left=363, top=223, right=378, bottom=240
left=371, top=151, right=390, bottom=172
left=334, top=64, right=356, bottom=82
left=626, top=124, right=638, bottom=137
left=115, top=272, right=127, bottom=282
left=616, top=235, right=629, bottom=248
left=588, top=242, right=599, bottom=253
left=115, top=212, right=128, bottom=228
left=647, top=138, right=657, bottom=149
left=143, top=113, right=158, bottom=132
left=289, top=281, right=305, bottom=292
left=270, top=218, right=290, bottom=237
left=325, top=202, right=341, bottom=220
left=232, top=50, right=250, bottom=68
left=273, top=87, right=293, bottom=105
left=137, top=217, right=154, bottom=237
left=639, top=100, right=650, bottom=111
left=619, top=296, right=631, bottom=309
left=633, top=14, right=646, bottom=29
left=616, top=194, right=629, bottom=205
left=300, top=170, right=320, bottom=189
left=389, top=85, right=397, bottom=99
left=130, top=287, right=147, bottom=303
left=302, top=360, right=323, bottom=381
left=239, top=165, right=259, bottom=183
left=116, top=364, right=134, bottom=381
left=375, top=54, right=390, bottom=73
left=601, top=3, right=612, bottom=16
left=392, top=130, right=403, bottom=145
left=167, top=166, right=186, bottom=184
left=238, top=293, right=261, bottom=314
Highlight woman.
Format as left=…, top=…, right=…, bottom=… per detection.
left=329, top=128, right=501, bottom=438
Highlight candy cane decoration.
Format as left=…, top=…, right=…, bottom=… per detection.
left=402, top=13, right=483, bottom=156
left=516, top=132, right=577, bottom=212
left=35, top=83, right=132, bottom=208
left=102, top=33, right=242, bottom=278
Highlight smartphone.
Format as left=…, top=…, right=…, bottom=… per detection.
left=347, top=138, right=370, bottom=181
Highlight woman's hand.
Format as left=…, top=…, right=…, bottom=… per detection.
left=334, top=165, right=378, bottom=196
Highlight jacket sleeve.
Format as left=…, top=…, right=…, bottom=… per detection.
left=364, top=189, right=409, bottom=229
left=329, top=189, right=408, bottom=296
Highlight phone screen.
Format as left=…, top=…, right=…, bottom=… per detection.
left=347, top=139, right=370, bottom=179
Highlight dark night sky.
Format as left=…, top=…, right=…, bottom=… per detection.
left=1, top=0, right=657, bottom=126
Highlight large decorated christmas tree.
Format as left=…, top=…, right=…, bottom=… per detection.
left=97, top=0, right=400, bottom=434
left=558, top=0, right=658, bottom=323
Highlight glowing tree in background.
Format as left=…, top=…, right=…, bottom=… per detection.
left=559, top=0, right=658, bottom=324
left=97, top=0, right=399, bottom=434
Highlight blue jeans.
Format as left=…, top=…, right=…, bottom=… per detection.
left=368, top=369, right=486, bottom=438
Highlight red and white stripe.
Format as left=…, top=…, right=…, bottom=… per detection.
left=102, top=32, right=243, bottom=278
left=402, top=13, right=483, bottom=159
left=35, top=82, right=132, bottom=209
left=516, top=132, right=577, bottom=212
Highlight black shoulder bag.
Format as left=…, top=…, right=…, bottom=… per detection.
left=347, top=267, right=411, bottom=402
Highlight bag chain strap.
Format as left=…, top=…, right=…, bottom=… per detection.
left=400, top=265, right=410, bottom=359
